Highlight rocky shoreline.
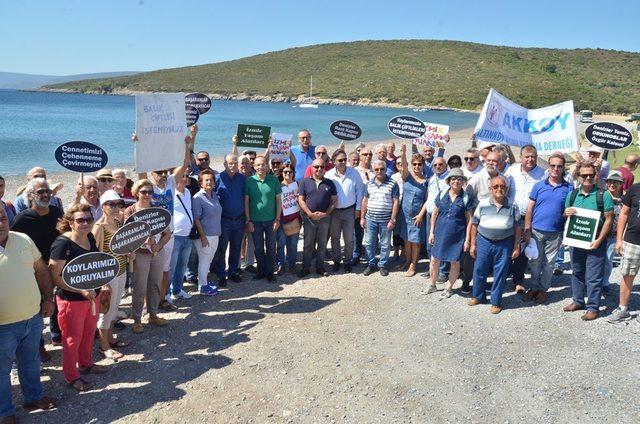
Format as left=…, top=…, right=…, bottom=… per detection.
left=35, top=87, right=478, bottom=113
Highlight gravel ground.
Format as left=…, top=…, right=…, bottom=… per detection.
left=10, top=255, right=640, bottom=423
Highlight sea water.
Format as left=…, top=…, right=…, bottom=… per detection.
left=0, top=89, right=478, bottom=175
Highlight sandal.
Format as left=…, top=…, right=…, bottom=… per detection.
left=79, top=364, right=108, bottom=375
left=68, top=378, right=93, bottom=392
left=100, top=348, right=124, bottom=361
left=109, top=339, right=130, bottom=348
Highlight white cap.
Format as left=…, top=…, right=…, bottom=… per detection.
left=524, top=238, right=539, bottom=260
left=99, top=189, right=123, bottom=206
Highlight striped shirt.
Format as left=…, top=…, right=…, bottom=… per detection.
left=364, top=176, right=399, bottom=222
left=472, top=198, right=522, bottom=241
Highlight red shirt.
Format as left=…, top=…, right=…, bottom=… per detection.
left=618, top=166, right=635, bottom=191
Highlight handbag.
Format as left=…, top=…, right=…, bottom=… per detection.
left=176, top=194, right=200, bottom=240
left=282, top=217, right=301, bottom=236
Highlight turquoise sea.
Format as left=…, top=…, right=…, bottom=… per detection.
left=0, top=89, right=479, bottom=176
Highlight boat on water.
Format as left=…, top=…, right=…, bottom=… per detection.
left=298, top=76, right=318, bottom=109
left=412, top=107, right=431, bottom=112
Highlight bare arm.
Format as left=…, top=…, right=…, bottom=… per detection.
left=400, top=143, right=409, bottom=180
left=231, top=135, right=239, bottom=156
left=172, top=125, right=197, bottom=178
left=469, top=224, right=478, bottom=258
left=523, top=199, right=535, bottom=242
left=34, top=258, right=54, bottom=317
left=326, top=195, right=337, bottom=216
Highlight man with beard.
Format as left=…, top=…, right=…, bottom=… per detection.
left=14, top=167, right=64, bottom=214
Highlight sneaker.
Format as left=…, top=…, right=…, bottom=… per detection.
left=218, top=278, right=228, bottom=287
left=552, top=267, right=563, bottom=276
left=171, top=290, right=193, bottom=300
left=229, top=273, right=242, bottom=283
left=363, top=265, right=376, bottom=276
left=607, top=307, right=631, bottom=323
left=148, top=316, right=168, bottom=327
left=490, top=305, right=503, bottom=314
left=253, top=273, right=267, bottom=281
left=379, top=268, right=389, bottom=277
left=266, top=274, right=276, bottom=284
left=331, top=263, right=341, bottom=273
left=424, top=285, right=438, bottom=295
left=244, top=265, right=257, bottom=274
left=439, top=289, right=453, bottom=300
left=316, top=267, right=330, bottom=277
left=460, top=283, right=471, bottom=294
left=199, top=284, right=219, bottom=296
left=344, top=264, right=352, bottom=273
left=116, top=310, right=128, bottom=320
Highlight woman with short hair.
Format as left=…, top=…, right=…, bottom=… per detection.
left=192, top=169, right=222, bottom=294
left=276, top=164, right=301, bottom=274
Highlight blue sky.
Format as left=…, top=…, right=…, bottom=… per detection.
left=1, top=0, right=637, bottom=75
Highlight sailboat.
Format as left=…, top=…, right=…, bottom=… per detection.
left=298, top=76, right=318, bottom=109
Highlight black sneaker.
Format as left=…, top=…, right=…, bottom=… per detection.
left=218, top=278, right=228, bottom=287
left=297, top=269, right=311, bottom=278
left=379, top=268, right=389, bottom=276
left=266, top=275, right=276, bottom=284
left=344, top=264, right=352, bottom=273
left=229, top=273, right=242, bottom=283
left=245, top=265, right=257, bottom=274
left=253, top=273, right=266, bottom=281
left=316, top=267, right=330, bottom=277
left=331, top=263, right=341, bottom=273
left=363, top=265, right=376, bottom=276
left=552, top=267, right=563, bottom=276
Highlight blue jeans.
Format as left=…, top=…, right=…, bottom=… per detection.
left=555, top=245, right=565, bottom=266
left=186, top=242, right=198, bottom=281
left=364, top=220, right=392, bottom=269
left=169, top=235, right=193, bottom=295
left=570, top=243, right=606, bottom=312
left=472, top=235, right=514, bottom=306
left=603, top=238, right=616, bottom=288
left=252, top=220, right=276, bottom=276
left=1, top=314, right=43, bottom=418
left=214, top=216, right=245, bottom=278
left=277, top=226, right=299, bottom=269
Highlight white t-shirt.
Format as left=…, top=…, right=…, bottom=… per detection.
left=173, top=187, right=193, bottom=237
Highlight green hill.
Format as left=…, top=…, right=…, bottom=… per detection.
left=44, top=40, right=640, bottom=113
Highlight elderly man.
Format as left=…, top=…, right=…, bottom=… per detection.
left=303, top=145, right=335, bottom=177
left=14, top=167, right=64, bottom=214
left=290, top=129, right=316, bottom=180
left=469, top=175, right=522, bottom=314
left=95, top=169, right=115, bottom=195
left=617, top=153, right=639, bottom=191
left=505, top=145, right=545, bottom=293
left=245, top=156, right=282, bottom=282
left=573, top=146, right=610, bottom=185
left=352, top=147, right=374, bottom=264
left=213, top=154, right=246, bottom=285
left=563, top=163, right=614, bottom=321
left=188, top=150, right=214, bottom=195
left=0, top=207, right=57, bottom=422
left=523, top=153, right=572, bottom=304
left=325, top=149, right=364, bottom=273
left=462, top=148, right=483, bottom=179
left=361, top=160, right=400, bottom=276
left=298, top=158, right=337, bottom=277
left=71, top=176, right=102, bottom=220
left=374, top=144, right=393, bottom=177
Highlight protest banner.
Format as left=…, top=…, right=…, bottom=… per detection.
left=411, top=122, right=449, bottom=148
left=270, top=133, right=292, bottom=161
left=135, top=93, right=187, bottom=172
left=585, top=122, right=633, bottom=150
left=186, top=105, right=200, bottom=126
left=109, top=221, right=152, bottom=255
left=185, top=92, right=212, bottom=115
left=563, top=207, right=601, bottom=249
left=474, top=89, right=579, bottom=155
left=62, top=252, right=120, bottom=290
left=125, top=207, right=171, bottom=236
left=236, top=124, right=271, bottom=148
left=281, top=182, right=300, bottom=217
left=330, top=120, right=362, bottom=141
left=388, top=116, right=427, bottom=139
left=55, top=141, right=108, bottom=173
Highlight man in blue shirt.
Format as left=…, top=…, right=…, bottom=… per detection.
left=290, top=129, right=316, bottom=180
left=213, top=154, right=247, bottom=285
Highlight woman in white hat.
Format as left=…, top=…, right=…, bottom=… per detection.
left=92, top=190, right=130, bottom=360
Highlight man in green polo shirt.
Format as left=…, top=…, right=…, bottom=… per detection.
left=563, top=163, right=614, bottom=321
left=244, top=156, right=282, bottom=282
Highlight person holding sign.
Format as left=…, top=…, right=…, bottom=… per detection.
left=48, top=204, right=107, bottom=391
left=0, top=207, right=57, bottom=419
left=276, top=163, right=301, bottom=274
left=563, top=163, right=614, bottom=321
left=124, top=181, right=172, bottom=333
left=244, top=156, right=282, bottom=282
left=91, top=191, right=129, bottom=361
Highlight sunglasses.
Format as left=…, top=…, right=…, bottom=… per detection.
left=374, top=168, right=386, bottom=172
left=412, top=162, right=422, bottom=166
left=271, top=161, right=282, bottom=165
left=449, top=177, right=464, bottom=182
left=316, top=151, right=327, bottom=155
left=154, top=170, right=169, bottom=176
left=35, top=188, right=52, bottom=195
left=313, top=165, right=325, bottom=170
left=434, top=163, right=445, bottom=167
left=548, top=164, right=564, bottom=168
left=360, top=153, right=372, bottom=157
left=73, top=217, right=94, bottom=224
left=464, top=157, right=477, bottom=162
left=139, top=190, right=153, bottom=195
left=105, top=202, right=124, bottom=208
left=580, top=174, right=595, bottom=179
left=492, top=184, right=507, bottom=190
left=282, top=170, right=293, bottom=174
left=97, top=177, right=113, bottom=182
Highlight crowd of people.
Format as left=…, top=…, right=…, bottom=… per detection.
left=2, top=123, right=640, bottom=422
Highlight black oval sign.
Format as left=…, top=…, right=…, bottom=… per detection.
left=109, top=221, right=151, bottom=255
left=585, top=122, right=633, bottom=150
left=186, top=105, right=200, bottom=126
left=330, top=120, right=362, bottom=141
left=54, top=141, right=108, bottom=173
left=185, top=92, right=212, bottom=115
left=387, top=115, right=427, bottom=139
left=125, top=207, right=171, bottom=236
left=62, top=252, right=120, bottom=290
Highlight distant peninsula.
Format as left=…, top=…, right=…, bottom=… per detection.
left=42, top=40, right=640, bottom=114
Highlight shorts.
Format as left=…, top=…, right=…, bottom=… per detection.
left=162, top=236, right=175, bottom=272
left=620, top=241, right=640, bottom=276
